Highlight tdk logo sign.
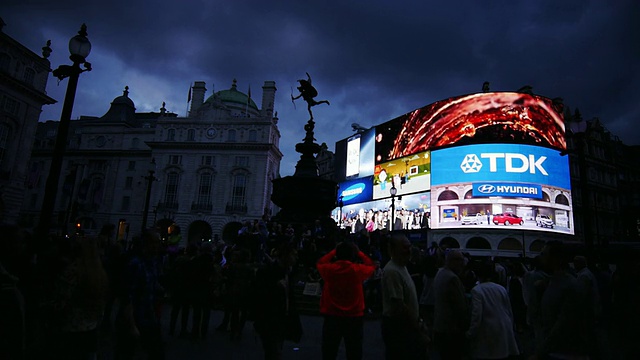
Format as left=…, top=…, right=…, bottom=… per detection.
left=460, top=154, right=483, bottom=173
left=477, top=184, right=496, bottom=194
left=461, top=153, right=548, bottom=175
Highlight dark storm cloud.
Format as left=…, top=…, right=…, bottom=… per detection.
left=3, top=0, right=639, bottom=175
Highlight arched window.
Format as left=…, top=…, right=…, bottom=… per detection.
left=555, top=194, right=569, bottom=206
left=438, top=190, right=459, bottom=201
left=167, top=129, right=176, bottom=141
left=228, top=129, right=236, bottom=142
left=187, top=129, right=195, bottom=141
left=248, top=129, right=257, bottom=142
left=131, top=137, right=140, bottom=149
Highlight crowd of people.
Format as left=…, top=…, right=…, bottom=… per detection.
left=1, top=219, right=640, bottom=359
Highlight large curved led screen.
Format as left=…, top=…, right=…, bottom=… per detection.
left=333, top=91, right=571, bottom=236
left=430, top=143, right=573, bottom=235
left=375, top=92, right=565, bottom=163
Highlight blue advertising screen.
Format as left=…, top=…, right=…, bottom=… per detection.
left=338, top=176, right=374, bottom=206
left=431, top=144, right=570, bottom=189
left=430, top=143, right=574, bottom=235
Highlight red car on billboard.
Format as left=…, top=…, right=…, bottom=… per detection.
left=492, top=213, right=524, bottom=226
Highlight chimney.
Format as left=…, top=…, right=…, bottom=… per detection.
left=261, top=81, right=277, bottom=118
left=189, top=81, right=207, bottom=117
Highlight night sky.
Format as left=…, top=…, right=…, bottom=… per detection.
left=3, top=0, right=639, bottom=175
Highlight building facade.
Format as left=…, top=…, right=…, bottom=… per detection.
left=22, top=79, right=281, bottom=243
left=0, top=19, right=56, bottom=223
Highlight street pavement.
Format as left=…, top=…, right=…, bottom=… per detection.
left=99, top=309, right=387, bottom=360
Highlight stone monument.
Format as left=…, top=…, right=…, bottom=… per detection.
left=271, top=73, right=338, bottom=225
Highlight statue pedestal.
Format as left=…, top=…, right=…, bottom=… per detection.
left=271, top=119, right=338, bottom=227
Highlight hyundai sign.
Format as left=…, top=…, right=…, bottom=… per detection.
left=430, top=143, right=574, bottom=235
left=472, top=182, right=543, bottom=199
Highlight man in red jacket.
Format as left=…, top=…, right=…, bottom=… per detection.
left=317, top=241, right=376, bottom=360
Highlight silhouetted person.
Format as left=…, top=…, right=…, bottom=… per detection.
left=227, top=248, right=254, bottom=341
left=116, top=230, right=165, bottom=360
left=251, top=243, right=301, bottom=360
left=0, top=224, right=28, bottom=360
left=190, top=242, right=216, bottom=339
left=381, top=233, right=428, bottom=360
left=534, top=241, right=586, bottom=359
left=432, top=250, right=469, bottom=360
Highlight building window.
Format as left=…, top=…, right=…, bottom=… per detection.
left=201, top=155, right=214, bottom=166
left=169, top=155, right=182, bottom=165
left=187, top=129, right=195, bottom=141
left=0, top=123, right=9, bottom=166
left=125, top=176, right=133, bottom=189
left=127, top=161, right=136, bottom=170
left=121, top=196, right=131, bottom=211
left=248, top=130, right=257, bottom=142
left=1, top=96, right=20, bottom=116
left=167, top=128, right=176, bottom=141
left=164, top=172, right=180, bottom=205
left=228, top=129, right=236, bottom=142
left=231, top=173, right=247, bottom=207
left=235, top=156, right=249, bottom=167
left=0, top=53, right=10, bottom=73
left=131, top=138, right=140, bottom=148
left=23, top=68, right=35, bottom=86
left=197, top=173, right=213, bottom=206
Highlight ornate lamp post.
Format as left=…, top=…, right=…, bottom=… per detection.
left=338, top=195, right=344, bottom=228
left=390, top=185, right=397, bottom=232
left=141, top=158, right=158, bottom=233
left=36, top=24, right=92, bottom=242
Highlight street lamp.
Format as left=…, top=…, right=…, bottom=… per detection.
left=141, top=158, right=158, bottom=233
left=338, top=195, right=344, bottom=228
left=36, top=24, right=92, bottom=243
left=390, top=185, right=397, bottom=232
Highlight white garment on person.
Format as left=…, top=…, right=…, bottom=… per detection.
left=466, top=282, right=520, bottom=359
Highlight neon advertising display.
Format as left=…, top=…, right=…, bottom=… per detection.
left=430, top=143, right=573, bottom=235
left=333, top=91, right=570, bottom=236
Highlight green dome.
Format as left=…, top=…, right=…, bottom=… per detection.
left=204, top=79, right=258, bottom=110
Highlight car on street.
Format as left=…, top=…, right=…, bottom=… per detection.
left=461, top=213, right=483, bottom=225
left=536, top=214, right=554, bottom=228
left=493, top=213, right=524, bottom=225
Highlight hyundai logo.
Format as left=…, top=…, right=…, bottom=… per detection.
left=477, top=184, right=496, bottom=194
left=460, top=154, right=483, bottom=173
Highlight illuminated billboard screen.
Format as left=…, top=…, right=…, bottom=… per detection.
left=430, top=143, right=574, bottom=235
left=334, top=128, right=376, bottom=181
left=333, top=191, right=431, bottom=233
left=338, top=176, right=374, bottom=206
left=373, top=151, right=431, bottom=199
left=375, top=92, right=565, bottom=164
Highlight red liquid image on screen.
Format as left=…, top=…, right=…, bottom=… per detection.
left=379, top=92, right=565, bottom=163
